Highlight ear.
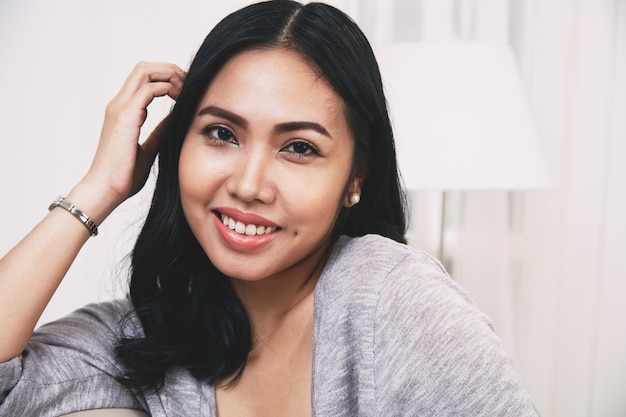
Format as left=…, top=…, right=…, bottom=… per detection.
left=343, top=177, right=364, bottom=208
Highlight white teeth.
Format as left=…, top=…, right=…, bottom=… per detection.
left=221, top=214, right=276, bottom=236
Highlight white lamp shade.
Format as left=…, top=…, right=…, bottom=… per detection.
left=378, top=42, right=551, bottom=190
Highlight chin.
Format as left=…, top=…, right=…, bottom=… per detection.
left=209, top=259, right=272, bottom=282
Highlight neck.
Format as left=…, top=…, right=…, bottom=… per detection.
left=230, top=242, right=330, bottom=342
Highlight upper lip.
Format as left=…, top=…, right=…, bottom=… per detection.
left=214, top=207, right=279, bottom=228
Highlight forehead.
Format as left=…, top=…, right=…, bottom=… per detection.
left=215, top=47, right=327, bottom=87
left=200, top=47, right=346, bottom=122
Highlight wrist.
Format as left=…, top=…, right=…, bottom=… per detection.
left=65, top=178, right=126, bottom=226
left=48, top=196, right=99, bottom=236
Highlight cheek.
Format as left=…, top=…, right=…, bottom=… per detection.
left=178, top=146, right=201, bottom=203
left=278, top=165, right=350, bottom=227
left=178, top=144, right=224, bottom=207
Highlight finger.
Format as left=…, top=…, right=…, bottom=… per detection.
left=125, top=62, right=185, bottom=89
left=168, top=76, right=184, bottom=100
left=128, top=81, right=182, bottom=112
left=109, top=81, right=180, bottom=129
left=116, top=62, right=186, bottom=102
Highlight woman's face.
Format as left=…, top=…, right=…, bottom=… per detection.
left=179, top=48, right=356, bottom=282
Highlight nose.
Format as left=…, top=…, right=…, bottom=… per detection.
left=226, top=147, right=275, bottom=204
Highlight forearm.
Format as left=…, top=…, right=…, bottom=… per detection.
left=0, top=181, right=118, bottom=362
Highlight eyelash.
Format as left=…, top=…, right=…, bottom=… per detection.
left=281, top=140, right=321, bottom=159
left=201, top=125, right=238, bottom=145
left=200, top=125, right=321, bottom=160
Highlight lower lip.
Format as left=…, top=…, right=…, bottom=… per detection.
left=213, top=213, right=278, bottom=251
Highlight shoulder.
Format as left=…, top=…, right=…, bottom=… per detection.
left=319, top=234, right=469, bottom=311
left=328, top=234, right=451, bottom=279
left=329, top=234, right=427, bottom=269
left=318, top=234, right=484, bottom=343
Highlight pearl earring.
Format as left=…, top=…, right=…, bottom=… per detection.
left=349, top=193, right=361, bottom=206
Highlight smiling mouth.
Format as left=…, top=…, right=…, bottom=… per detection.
left=218, top=212, right=279, bottom=236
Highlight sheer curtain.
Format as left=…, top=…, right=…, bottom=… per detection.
left=337, top=0, right=626, bottom=416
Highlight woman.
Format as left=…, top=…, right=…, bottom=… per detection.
left=0, top=1, right=537, bottom=416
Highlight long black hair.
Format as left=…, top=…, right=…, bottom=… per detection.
left=115, top=0, right=407, bottom=391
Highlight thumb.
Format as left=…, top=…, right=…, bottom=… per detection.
left=140, top=115, right=170, bottom=161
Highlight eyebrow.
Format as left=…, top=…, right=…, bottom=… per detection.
left=274, top=121, right=332, bottom=139
left=197, top=105, right=332, bottom=139
left=197, top=106, right=246, bottom=127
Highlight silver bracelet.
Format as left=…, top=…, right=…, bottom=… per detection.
left=48, top=196, right=99, bottom=236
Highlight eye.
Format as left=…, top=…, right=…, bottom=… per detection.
left=201, top=125, right=238, bottom=144
left=281, top=140, right=320, bottom=158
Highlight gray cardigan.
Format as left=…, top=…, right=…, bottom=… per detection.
left=0, top=235, right=537, bottom=416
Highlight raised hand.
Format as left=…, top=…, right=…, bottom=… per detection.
left=83, top=62, right=185, bottom=209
